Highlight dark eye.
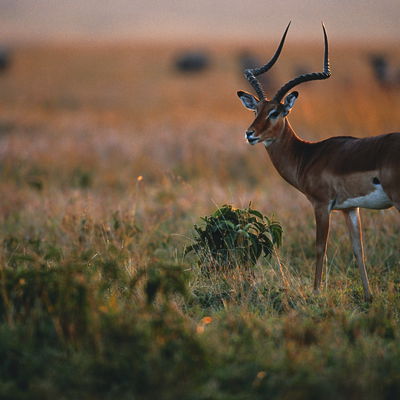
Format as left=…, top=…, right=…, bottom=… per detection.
left=269, top=111, right=280, bottom=119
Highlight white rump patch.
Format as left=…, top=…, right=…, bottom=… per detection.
left=334, top=185, right=393, bottom=210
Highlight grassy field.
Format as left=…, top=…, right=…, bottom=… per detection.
left=1, top=40, right=400, bottom=399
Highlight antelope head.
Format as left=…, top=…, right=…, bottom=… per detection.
left=237, top=22, right=331, bottom=147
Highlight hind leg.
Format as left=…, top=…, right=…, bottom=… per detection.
left=386, top=187, right=400, bottom=212
left=388, top=198, right=400, bottom=212
left=342, top=208, right=372, bottom=302
left=380, top=167, right=400, bottom=212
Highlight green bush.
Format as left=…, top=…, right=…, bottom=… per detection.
left=186, top=204, right=282, bottom=269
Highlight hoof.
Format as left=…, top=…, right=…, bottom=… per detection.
left=313, top=289, right=320, bottom=296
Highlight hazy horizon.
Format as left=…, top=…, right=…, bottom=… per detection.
left=0, top=0, right=399, bottom=44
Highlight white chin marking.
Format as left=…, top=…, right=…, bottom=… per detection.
left=263, top=139, right=274, bottom=147
left=334, top=186, right=393, bottom=210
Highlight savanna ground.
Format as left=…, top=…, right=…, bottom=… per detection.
left=1, top=39, right=400, bottom=399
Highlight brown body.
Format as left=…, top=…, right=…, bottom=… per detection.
left=240, top=96, right=400, bottom=301
left=238, top=23, right=400, bottom=300
left=266, top=119, right=400, bottom=210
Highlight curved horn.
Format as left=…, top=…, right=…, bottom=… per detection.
left=273, top=23, right=331, bottom=103
left=244, top=21, right=291, bottom=100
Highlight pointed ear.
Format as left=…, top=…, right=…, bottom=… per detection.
left=282, top=91, right=298, bottom=116
left=237, top=90, right=259, bottom=111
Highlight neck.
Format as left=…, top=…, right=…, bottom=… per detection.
left=264, top=119, right=307, bottom=190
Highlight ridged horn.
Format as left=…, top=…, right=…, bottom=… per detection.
left=244, top=21, right=291, bottom=100
left=272, top=23, right=331, bottom=103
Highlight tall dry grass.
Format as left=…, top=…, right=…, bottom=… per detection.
left=0, top=40, right=400, bottom=398
left=1, top=40, right=400, bottom=297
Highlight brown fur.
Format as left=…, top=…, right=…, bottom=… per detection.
left=243, top=97, right=400, bottom=301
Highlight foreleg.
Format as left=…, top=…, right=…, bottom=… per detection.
left=313, top=206, right=331, bottom=293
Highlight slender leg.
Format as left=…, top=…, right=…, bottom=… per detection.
left=342, top=208, right=372, bottom=301
left=313, top=206, right=331, bottom=293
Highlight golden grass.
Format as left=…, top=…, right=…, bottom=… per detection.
left=1, top=42, right=400, bottom=397
left=1, top=40, right=399, bottom=301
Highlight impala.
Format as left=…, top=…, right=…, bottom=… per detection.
left=237, top=22, right=400, bottom=301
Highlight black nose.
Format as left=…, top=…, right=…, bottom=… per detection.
left=246, top=130, right=255, bottom=138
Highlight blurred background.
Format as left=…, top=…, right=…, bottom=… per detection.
left=0, top=0, right=399, bottom=43
left=0, top=0, right=400, bottom=231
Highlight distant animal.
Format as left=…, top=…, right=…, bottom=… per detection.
left=237, top=22, right=400, bottom=301
left=293, top=64, right=311, bottom=78
left=238, top=50, right=276, bottom=94
left=174, top=51, right=210, bottom=73
left=0, top=47, right=11, bottom=73
left=368, top=54, right=400, bottom=89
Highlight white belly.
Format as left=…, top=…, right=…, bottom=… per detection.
left=333, top=186, right=393, bottom=210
